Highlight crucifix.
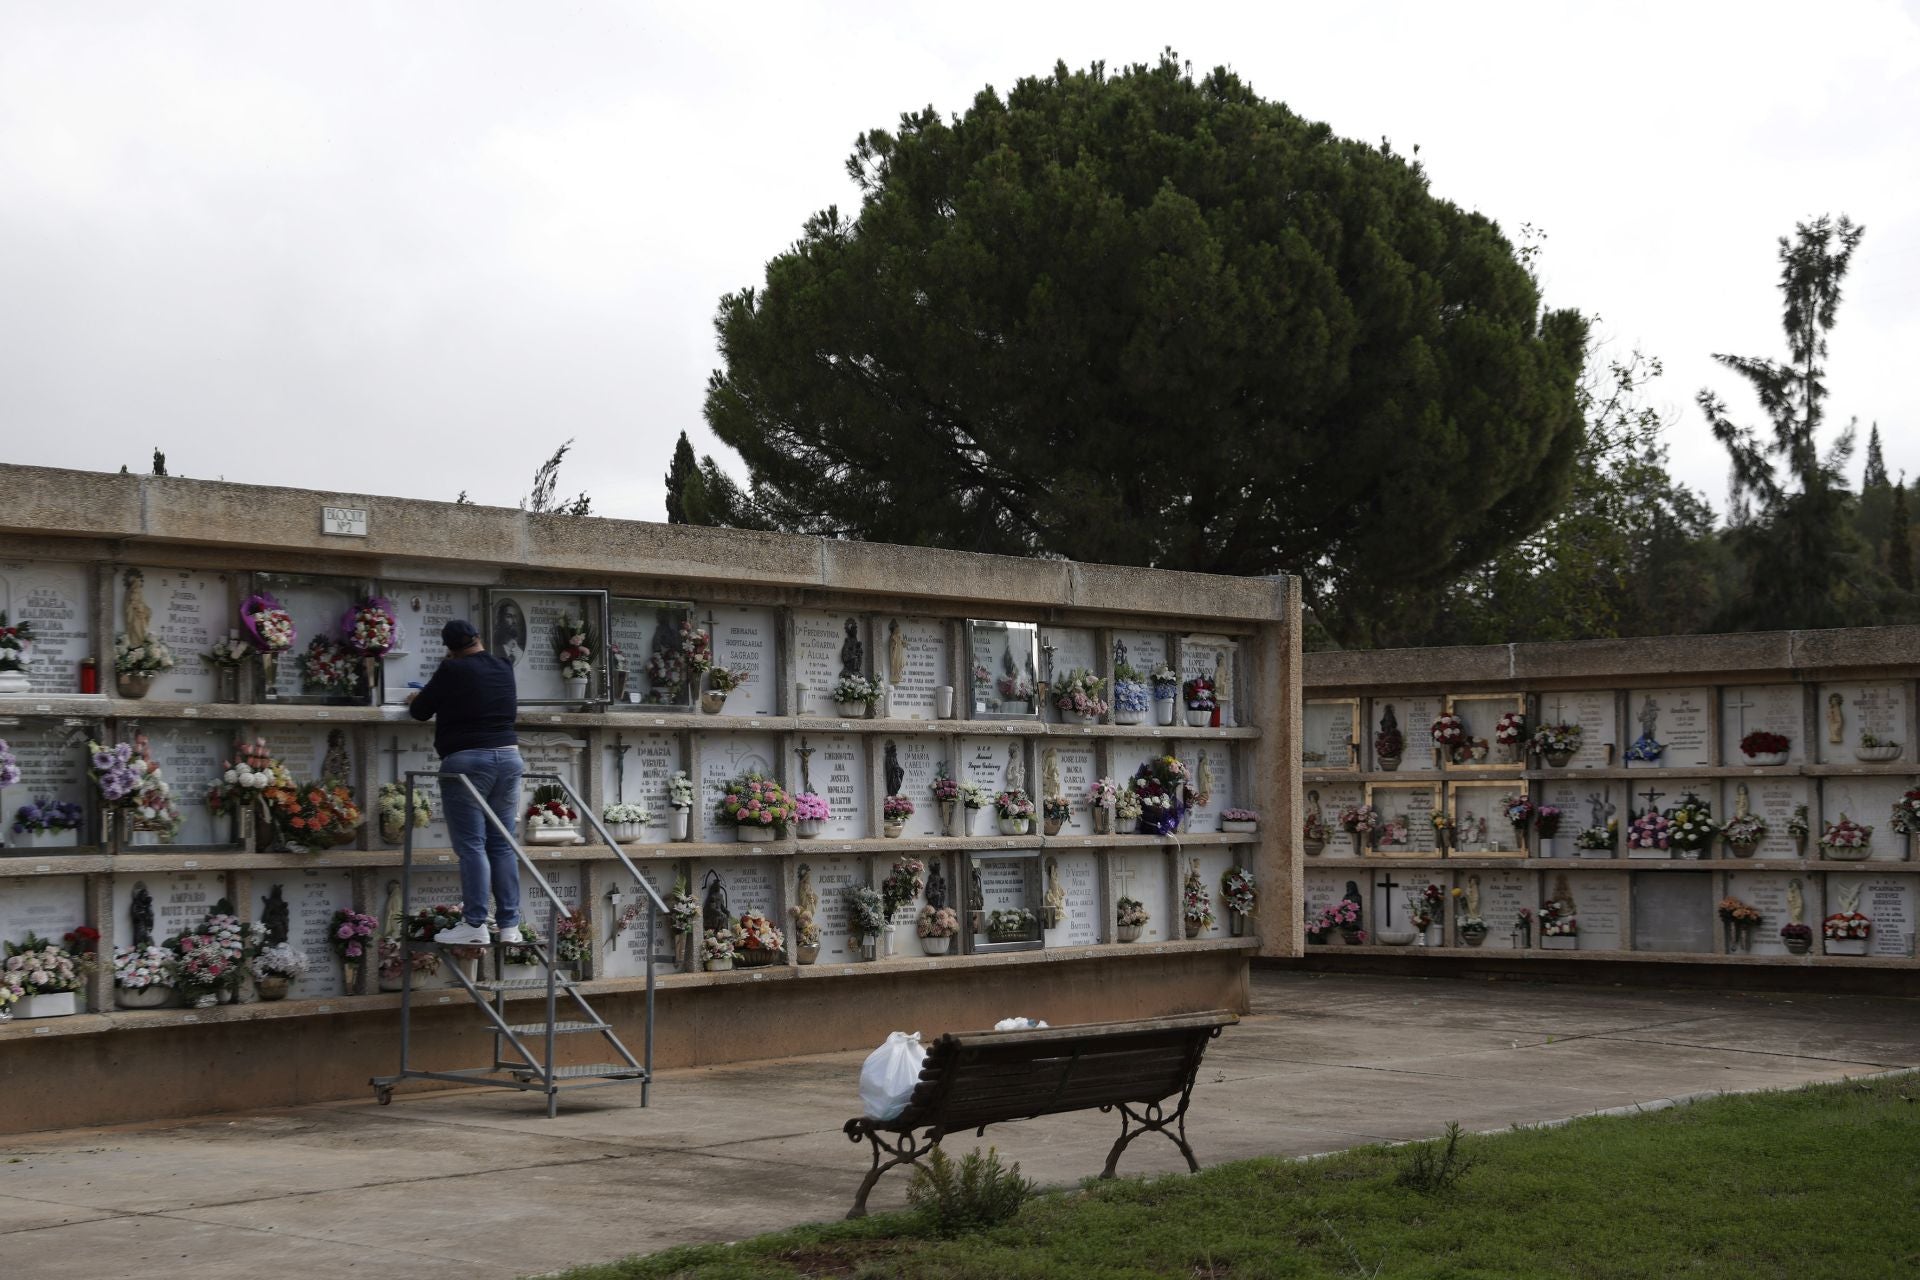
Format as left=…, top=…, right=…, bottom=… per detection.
left=1547, top=694, right=1568, bottom=723
left=1725, top=690, right=1758, bottom=741
left=794, top=736, right=815, bottom=794
left=1374, top=872, right=1401, bottom=926
left=1637, top=783, right=1667, bottom=815
left=382, top=735, right=406, bottom=785
left=605, top=732, right=631, bottom=803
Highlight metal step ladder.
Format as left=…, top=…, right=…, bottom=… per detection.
left=370, top=770, right=665, bottom=1117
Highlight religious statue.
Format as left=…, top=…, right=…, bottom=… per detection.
left=1625, top=694, right=1665, bottom=762
left=261, top=884, right=290, bottom=946
left=1213, top=649, right=1232, bottom=712
left=1787, top=878, right=1805, bottom=926
left=970, top=865, right=984, bottom=911
left=1194, top=751, right=1215, bottom=808
left=701, top=869, right=730, bottom=935
left=884, top=740, right=904, bottom=799
left=1836, top=880, right=1862, bottom=916
left=1004, top=743, right=1024, bottom=794
left=1550, top=873, right=1576, bottom=912
left=1044, top=857, right=1066, bottom=915
left=1114, top=637, right=1130, bottom=670
left=794, top=737, right=815, bottom=794
left=1827, top=692, right=1845, bottom=745
left=130, top=881, right=155, bottom=947
left=1464, top=875, right=1482, bottom=917
left=924, top=861, right=947, bottom=910
left=381, top=879, right=405, bottom=940
left=122, top=567, right=152, bottom=647
left=1455, top=807, right=1477, bottom=849
left=887, top=620, right=907, bottom=686
left=794, top=863, right=817, bottom=920
left=839, top=618, right=863, bottom=677
left=1341, top=880, right=1364, bottom=927
left=1378, top=703, right=1399, bottom=737
left=1586, top=792, right=1615, bottom=830
left=322, top=728, right=352, bottom=786
left=1638, top=695, right=1660, bottom=740
left=1734, top=782, right=1752, bottom=819
left=1042, top=746, right=1063, bottom=802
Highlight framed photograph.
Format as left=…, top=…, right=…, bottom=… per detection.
left=484, top=588, right=610, bottom=707
left=965, top=620, right=1040, bottom=720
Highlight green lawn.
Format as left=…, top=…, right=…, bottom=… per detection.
left=549, top=1073, right=1920, bottom=1279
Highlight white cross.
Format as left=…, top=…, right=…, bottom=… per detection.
left=1726, top=690, right=1759, bottom=739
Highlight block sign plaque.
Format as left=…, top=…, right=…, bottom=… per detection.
left=322, top=506, right=369, bottom=537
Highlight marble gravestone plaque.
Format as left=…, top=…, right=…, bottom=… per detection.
left=1300, top=869, right=1349, bottom=928
left=259, top=725, right=340, bottom=786
left=281, top=869, right=355, bottom=996
left=116, top=568, right=229, bottom=703
left=884, top=736, right=943, bottom=838
left=1367, top=866, right=1426, bottom=935
left=1037, top=741, right=1098, bottom=835
left=606, top=598, right=696, bottom=708
left=1722, top=871, right=1800, bottom=956
left=1042, top=851, right=1102, bottom=947
left=1817, top=683, right=1910, bottom=764
left=793, top=610, right=863, bottom=717
left=705, top=605, right=778, bottom=717
left=1109, top=850, right=1170, bottom=943
left=806, top=854, right=864, bottom=963
left=258, top=574, right=361, bottom=700
left=1367, top=783, right=1439, bottom=856
left=520, top=863, right=584, bottom=943
left=1570, top=873, right=1626, bottom=950
left=691, top=857, right=782, bottom=925
left=1459, top=869, right=1532, bottom=944
left=1541, top=777, right=1618, bottom=857
left=374, top=726, right=448, bottom=849
left=113, top=871, right=224, bottom=945
left=0, top=560, right=90, bottom=694
left=0, top=874, right=87, bottom=950
left=599, top=729, right=679, bottom=844
left=601, top=862, right=678, bottom=977
left=1720, top=685, right=1806, bottom=763
left=878, top=617, right=949, bottom=721
left=1450, top=783, right=1525, bottom=855
left=1820, top=776, right=1914, bottom=861
left=1716, top=777, right=1807, bottom=862
left=697, top=732, right=780, bottom=841
left=888, top=851, right=947, bottom=957
left=1179, top=635, right=1238, bottom=727
left=1630, top=871, right=1714, bottom=953
left=381, top=583, right=481, bottom=704
left=490, top=590, right=598, bottom=704
left=961, top=736, right=1029, bottom=811
left=1853, top=875, right=1917, bottom=958
left=147, top=720, right=236, bottom=846
left=1111, top=630, right=1170, bottom=682
left=1108, top=738, right=1167, bottom=795
left=1625, top=688, right=1712, bottom=769
left=1182, top=744, right=1234, bottom=834
left=1534, top=689, right=1617, bottom=769
left=1369, top=696, right=1441, bottom=772
left=1305, top=783, right=1365, bottom=856
left=1038, top=626, right=1100, bottom=724
left=1183, top=847, right=1236, bottom=940
left=1, top=723, right=89, bottom=849
left=1303, top=700, right=1359, bottom=770
left=805, top=733, right=868, bottom=839
left=972, top=853, right=1038, bottom=945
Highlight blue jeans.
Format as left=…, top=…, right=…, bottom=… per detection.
left=439, top=747, right=524, bottom=929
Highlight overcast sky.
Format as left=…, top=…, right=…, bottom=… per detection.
left=3, top=2, right=1916, bottom=527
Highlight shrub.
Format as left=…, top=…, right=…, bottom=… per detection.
left=905, top=1146, right=1035, bottom=1236
left=1393, top=1121, right=1477, bottom=1194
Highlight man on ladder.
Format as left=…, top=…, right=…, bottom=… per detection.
left=406, top=618, right=524, bottom=947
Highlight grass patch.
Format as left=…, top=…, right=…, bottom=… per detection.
left=545, top=1074, right=1920, bottom=1279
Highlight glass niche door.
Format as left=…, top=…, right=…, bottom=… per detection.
left=607, top=598, right=697, bottom=710
left=484, top=589, right=611, bottom=707
left=965, top=620, right=1040, bottom=720
left=964, top=849, right=1045, bottom=952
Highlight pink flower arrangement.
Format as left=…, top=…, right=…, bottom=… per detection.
left=1337, top=804, right=1378, bottom=835
left=1535, top=805, right=1563, bottom=838
left=1627, top=810, right=1671, bottom=851
left=717, top=774, right=795, bottom=830
left=793, top=791, right=831, bottom=822
left=340, top=597, right=400, bottom=656
left=328, top=909, right=377, bottom=962
left=883, top=794, right=916, bottom=821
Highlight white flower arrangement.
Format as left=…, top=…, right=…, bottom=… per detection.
left=114, top=633, right=176, bottom=676
left=251, top=942, right=309, bottom=981
left=668, top=770, right=695, bottom=809
left=602, top=802, right=654, bottom=824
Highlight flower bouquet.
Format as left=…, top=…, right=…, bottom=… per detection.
left=881, top=857, right=926, bottom=928
left=1221, top=867, right=1256, bottom=932
left=90, top=737, right=180, bottom=846
left=833, top=673, right=879, bottom=718
left=378, top=781, right=433, bottom=845
left=1411, top=883, right=1446, bottom=943
left=699, top=927, right=737, bottom=972
left=1130, top=755, right=1191, bottom=836
left=113, top=943, right=176, bottom=1008
left=883, top=794, right=916, bottom=837
left=1052, top=668, right=1109, bottom=723
left=328, top=908, right=377, bottom=988
left=1666, top=792, right=1718, bottom=859
left=262, top=777, right=362, bottom=852
left=1149, top=665, right=1180, bottom=724
left=10, top=797, right=84, bottom=849
left=0, top=611, right=34, bottom=693
left=793, top=790, right=830, bottom=839
left=250, top=942, right=309, bottom=1000
left=1822, top=910, right=1871, bottom=955
left=1889, top=788, right=1920, bottom=837
left=1182, top=676, right=1217, bottom=727
left=523, top=785, right=579, bottom=843
left=1180, top=863, right=1215, bottom=937
left=986, top=907, right=1037, bottom=944
left=1740, top=730, right=1791, bottom=766
left=917, top=905, right=959, bottom=954
left=1219, top=806, right=1258, bottom=834
left=1530, top=722, right=1583, bottom=767
left=1779, top=922, right=1814, bottom=954
left=1574, top=822, right=1615, bottom=856
left=1503, top=794, right=1533, bottom=843
left=1042, top=793, right=1071, bottom=836
left=993, top=788, right=1035, bottom=835
left=733, top=910, right=786, bottom=966
left=1495, top=710, right=1527, bottom=762
left=1114, top=787, right=1142, bottom=828
left=667, top=770, right=696, bottom=840
left=4, top=934, right=87, bottom=1018
left=1722, top=811, right=1768, bottom=857
left=701, top=664, right=741, bottom=714
left=1112, top=658, right=1150, bottom=725
left=1338, top=803, right=1378, bottom=854
left=554, top=906, right=593, bottom=971
left=717, top=773, right=794, bottom=842
left=1514, top=907, right=1535, bottom=948
left=341, top=598, right=401, bottom=695
left=1819, top=814, right=1873, bottom=861
left=1535, top=804, right=1563, bottom=854
left=1089, top=776, right=1120, bottom=834
left=1115, top=896, right=1149, bottom=942
left=554, top=615, right=594, bottom=700
left=1716, top=896, right=1762, bottom=952
left=1430, top=711, right=1466, bottom=761
left=1319, top=897, right=1364, bottom=943
left=1538, top=897, right=1577, bottom=948
left=300, top=636, right=361, bottom=698
left=601, top=801, right=652, bottom=842
left=206, top=737, right=287, bottom=844
left=112, top=631, right=175, bottom=699
left=844, top=885, right=888, bottom=957
left=931, top=764, right=962, bottom=834
left=1626, top=808, right=1671, bottom=858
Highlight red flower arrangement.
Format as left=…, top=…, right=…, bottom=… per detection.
left=1430, top=712, right=1466, bottom=749
left=1740, top=730, right=1791, bottom=759
left=1494, top=711, right=1527, bottom=746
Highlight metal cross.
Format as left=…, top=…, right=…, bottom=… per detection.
left=1725, top=690, right=1758, bottom=740
left=1638, top=783, right=1667, bottom=814
left=794, top=736, right=815, bottom=794
left=605, top=732, right=630, bottom=803
left=1548, top=694, right=1568, bottom=723
left=1374, top=872, right=1401, bottom=925
left=382, top=736, right=406, bottom=784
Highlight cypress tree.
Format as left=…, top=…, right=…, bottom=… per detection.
left=664, top=432, right=698, bottom=524
left=1890, top=477, right=1914, bottom=591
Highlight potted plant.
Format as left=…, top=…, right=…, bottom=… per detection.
left=10, top=797, right=84, bottom=849
left=1819, top=814, right=1873, bottom=861
left=1375, top=716, right=1405, bottom=771
left=1430, top=710, right=1467, bottom=764
left=1667, top=792, right=1718, bottom=860
left=1741, top=730, right=1791, bottom=766
left=1717, top=897, right=1762, bottom=953
left=1182, top=676, right=1216, bottom=728
left=1115, top=787, right=1143, bottom=833
left=1220, top=807, right=1259, bottom=835
left=169, top=907, right=260, bottom=1008
left=844, top=885, right=887, bottom=960
left=959, top=780, right=989, bottom=835
left=1338, top=804, right=1378, bottom=855
left=1855, top=732, right=1902, bottom=763
left=251, top=942, right=309, bottom=1000
left=833, top=673, right=878, bottom=719
left=1302, top=809, right=1329, bottom=857
left=524, top=785, right=581, bottom=845
left=113, top=629, right=175, bottom=700
left=554, top=906, right=593, bottom=977
left=1451, top=890, right=1488, bottom=946
left=1495, top=710, right=1527, bottom=764
left=1788, top=804, right=1811, bottom=857
left=1503, top=794, right=1533, bottom=848
left=1723, top=811, right=1767, bottom=858
left=602, top=801, right=652, bottom=842
left=1089, top=777, right=1120, bottom=834
left=1575, top=822, right=1615, bottom=858
left=883, top=794, right=915, bottom=838
left=1042, top=794, right=1070, bottom=836
left=791, top=912, right=821, bottom=965
left=1220, top=866, right=1256, bottom=936
left=327, top=909, right=376, bottom=991
left=667, top=771, right=695, bottom=841
left=793, top=791, right=829, bottom=839
left=1321, top=897, right=1364, bottom=944
left=717, top=774, right=794, bottom=843
left=1130, top=755, right=1191, bottom=836
left=987, top=907, right=1036, bottom=944
left=0, top=611, right=35, bottom=694
left=1411, top=883, right=1446, bottom=946
left=495, top=923, right=548, bottom=982
left=1149, top=664, right=1180, bottom=725
left=1626, top=808, right=1672, bottom=859
left=1779, top=922, right=1813, bottom=955
left=699, top=928, right=737, bottom=972
left=1180, top=863, right=1215, bottom=938
left=701, top=665, right=741, bottom=714
left=1051, top=668, right=1109, bottom=724
left=1822, top=910, right=1870, bottom=956
left=1535, top=805, right=1562, bottom=857
left=554, top=615, right=595, bottom=702
left=1114, top=897, right=1148, bottom=942
left=376, top=935, right=439, bottom=993
left=931, top=765, right=961, bottom=835
left=916, top=905, right=959, bottom=955
left=1531, top=723, right=1583, bottom=768
left=993, top=789, right=1034, bottom=836
left=1112, top=659, right=1150, bottom=725
left=734, top=912, right=786, bottom=966
left=1537, top=897, right=1577, bottom=950
left=378, top=781, right=434, bottom=846
left=880, top=858, right=925, bottom=951
left=112, top=943, right=176, bottom=1008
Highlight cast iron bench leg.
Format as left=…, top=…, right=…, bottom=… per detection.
left=845, top=1124, right=940, bottom=1219
left=1100, top=1098, right=1200, bottom=1179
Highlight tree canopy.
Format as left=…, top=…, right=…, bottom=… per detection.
left=703, top=53, right=1586, bottom=629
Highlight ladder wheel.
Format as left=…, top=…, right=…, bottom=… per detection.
left=376, top=1087, right=394, bottom=1106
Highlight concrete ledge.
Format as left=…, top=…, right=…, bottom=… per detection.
left=1264, top=951, right=1919, bottom=996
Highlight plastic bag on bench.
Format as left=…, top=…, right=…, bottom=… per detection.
left=859, top=1031, right=925, bottom=1120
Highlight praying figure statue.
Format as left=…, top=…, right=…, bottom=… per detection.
left=1378, top=703, right=1400, bottom=737
left=1004, top=743, right=1025, bottom=794
left=261, top=884, right=290, bottom=946
left=839, top=618, right=863, bottom=677
left=322, top=729, right=352, bottom=787
left=1735, top=782, right=1752, bottom=820
left=381, top=879, right=405, bottom=940
left=129, top=881, right=155, bottom=947
left=122, top=567, right=152, bottom=647
left=925, top=861, right=947, bottom=910
left=1194, top=751, right=1215, bottom=808
left=1551, top=873, right=1576, bottom=913
left=1043, top=746, right=1063, bottom=802
left=970, top=865, right=984, bottom=911
left=1638, top=695, right=1660, bottom=741
left=887, top=620, right=907, bottom=685
left=1465, top=875, right=1482, bottom=917
left=884, top=740, right=904, bottom=798
left=1787, top=877, right=1805, bottom=926
left=794, top=864, right=818, bottom=920
left=1213, top=649, right=1232, bottom=709
left=701, top=869, right=730, bottom=935
left=1044, top=857, right=1066, bottom=914
left=1827, top=693, right=1845, bottom=745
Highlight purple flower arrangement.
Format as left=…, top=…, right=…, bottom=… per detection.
left=13, top=798, right=84, bottom=834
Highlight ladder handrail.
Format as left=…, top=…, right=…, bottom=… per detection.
left=515, top=770, right=672, bottom=916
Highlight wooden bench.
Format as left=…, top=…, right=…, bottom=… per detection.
left=841, top=1010, right=1237, bottom=1217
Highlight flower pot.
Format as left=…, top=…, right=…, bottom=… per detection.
left=1854, top=745, right=1902, bottom=763
left=1115, top=924, right=1141, bottom=943
left=12, top=827, right=79, bottom=848
left=796, top=944, right=819, bottom=965
left=563, top=676, right=589, bottom=703
left=1066, top=711, right=1100, bottom=726
left=998, top=816, right=1032, bottom=836
left=1306, top=931, right=1329, bottom=946
left=1222, top=820, right=1257, bottom=834
left=1339, top=928, right=1363, bottom=945
left=609, top=821, right=642, bottom=842
left=1502, top=743, right=1524, bottom=765
left=116, top=984, right=174, bottom=1009
left=1727, top=841, right=1760, bottom=859
left=1783, top=937, right=1812, bottom=955
left=1377, top=756, right=1402, bottom=772
left=835, top=700, right=867, bottom=719
left=1544, top=749, right=1575, bottom=768
left=737, top=825, right=776, bottom=843
left=1824, top=937, right=1868, bottom=956
left=1422, top=924, right=1444, bottom=947
left=859, top=936, right=879, bottom=961
left=1540, top=934, right=1577, bottom=950
left=735, top=947, right=782, bottom=968
left=1537, top=836, right=1557, bottom=858
left=938, top=800, right=957, bottom=835
left=1153, top=695, right=1177, bottom=726
left=189, top=991, right=221, bottom=1009
left=1304, top=838, right=1324, bottom=857
left=0, top=669, right=31, bottom=695
left=700, top=690, right=728, bottom=715
left=1820, top=845, right=1872, bottom=862
left=528, top=826, right=578, bottom=845
left=339, top=961, right=360, bottom=993
left=1230, top=911, right=1248, bottom=938
left=1792, top=832, right=1808, bottom=856
left=703, top=957, right=734, bottom=972
left=1185, top=708, right=1212, bottom=727
left=1349, top=832, right=1365, bottom=856
left=16, top=991, right=77, bottom=1019
left=670, top=808, right=691, bottom=841
left=1043, top=816, right=1063, bottom=836
left=796, top=818, right=822, bottom=839
left=1114, top=706, right=1145, bottom=726
left=116, top=671, right=153, bottom=699
left=254, top=975, right=291, bottom=1001
left=936, top=685, right=954, bottom=719
left=883, top=821, right=904, bottom=839
left=1579, top=843, right=1615, bottom=860
left=1376, top=930, right=1417, bottom=947
left=1743, top=751, right=1789, bottom=767
left=1460, top=928, right=1489, bottom=948
left=1183, top=919, right=1205, bottom=939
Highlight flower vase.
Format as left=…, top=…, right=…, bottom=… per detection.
left=859, top=936, right=879, bottom=961
left=116, top=984, right=174, bottom=1009
left=259, top=651, right=279, bottom=700
left=1230, top=911, right=1247, bottom=938
left=1043, top=815, right=1062, bottom=837
left=1792, top=832, right=1807, bottom=857
left=704, top=957, right=734, bottom=973
left=215, top=665, right=240, bottom=703
left=998, top=816, right=1030, bottom=836
left=1350, top=832, right=1364, bottom=856
left=796, top=818, right=822, bottom=839
left=1735, top=923, right=1754, bottom=953
left=1116, top=924, right=1141, bottom=943
left=700, top=690, right=727, bottom=714
left=1783, top=935, right=1811, bottom=955
left=564, top=676, right=590, bottom=704
left=0, top=668, right=30, bottom=695
left=1093, top=806, right=1112, bottom=835
left=673, top=932, right=695, bottom=970
left=796, top=944, right=819, bottom=965
left=1378, top=756, right=1402, bottom=772
left=921, top=935, right=952, bottom=956
left=939, top=800, right=957, bottom=835
left=339, top=961, right=360, bottom=993
left=835, top=700, right=867, bottom=719
left=1729, top=841, right=1759, bottom=859
left=116, top=671, right=152, bottom=699
left=1460, top=927, right=1489, bottom=948
left=17, top=992, right=78, bottom=1018
left=1183, top=919, right=1202, bottom=939
left=1185, top=707, right=1211, bottom=728
left=1304, top=837, right=1324, bottom=857
left=965, top=806, right=984, bottom=835
left=737, top=824, right=775, bottom=843
left=936, top=685, right=954, bottom=719
left=1339, top=928, right=1362, bottom=945
left=255, top=975, right=290, bottom=1001
left=13, top=827, right=79, bottom=848
left=670, top=808, right=690, bottom=841
left=1544, top=749, right=1575, bottom=768
left=883, top=821, right=904, bottom=839
left=1153, top=695, right=1177, bottom=726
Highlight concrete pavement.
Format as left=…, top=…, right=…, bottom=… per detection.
left=3, top=971, right=1915, bottom=1280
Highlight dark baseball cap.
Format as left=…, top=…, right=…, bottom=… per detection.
left=441, top=619, right=480, bottom=649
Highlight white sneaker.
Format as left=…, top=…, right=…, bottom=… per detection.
left=433, top=922, right=491, bottom=947
left=496, top=926, right=524, bottom=945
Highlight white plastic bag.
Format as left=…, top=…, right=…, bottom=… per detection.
left=859, top=1030, right=926, bottom=1120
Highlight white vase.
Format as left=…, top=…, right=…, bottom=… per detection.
left=116, top=984, right=173, bottom=1009
left=1824, top=937, right=1869, bottom=956
left=965, top=806, right=984, bottom=835
left=670, top=808, right=690, bottom=841
left=1221, top=820, right=1257, bottom=834
left=1114, top=707, right=1145, bottom=726
left=921, top=935, right=952, bottom=955
left=997, top=816, right=1030, bottom=836
left=1854, top=745, right=1901, bottom=763
left=936, top=685, right=954, bottom=719
left=835, top=700, right=867, bottom=719
left=1115, top=924, right=1141, bottom=943
left=1743, top=751, right=1789, bottom=767
left=737, top=825, right=776, bottom=842
left=796, top=818, right=822, bottom=839
left=528, top=826, right=577, bottom=845
left=12, top=827, right=79, bottom=848
left=563, top=676, right=589, bottom=702
left=1153, top=695, right=1176, bottom=726
left=0, top=669, right=31, bottom=695
left=1185, top=708, right=1212, bottom=727
left=17, top=991, right=77, bottom=1019
left=1540, top=935, right=1578, bottom=950
left=699, top=690, right=727, bottom=714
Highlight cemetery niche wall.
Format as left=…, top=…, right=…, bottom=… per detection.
left=0, top=466, right=1290, bottom=1132
left=1303, top=632, right=1920, bottom=979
